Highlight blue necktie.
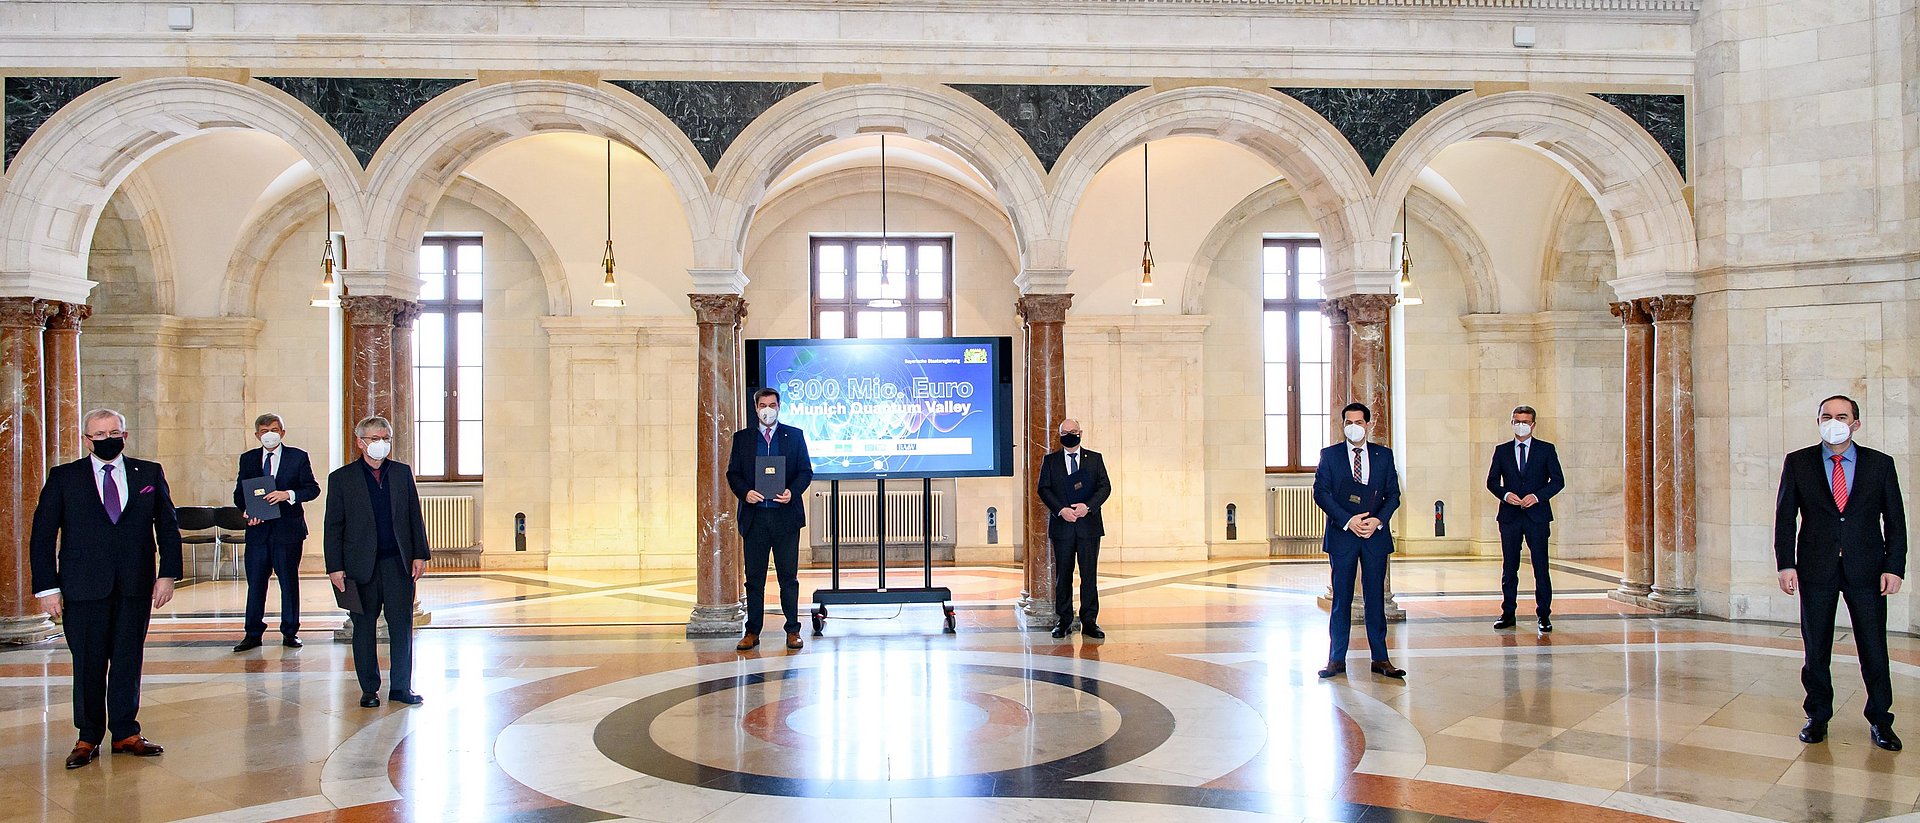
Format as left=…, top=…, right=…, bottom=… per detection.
left=1518, top=442, right=1528, bottom=474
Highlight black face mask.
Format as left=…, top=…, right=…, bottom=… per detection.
left=1059, top=433, right=1081, bottom=448
left=91, top=436, right=125, bottom=461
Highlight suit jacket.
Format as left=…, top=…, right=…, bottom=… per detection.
left=323, top=459, right=431, bottom=584
left=1775, top=443, right=1908, bottom=589
left=1313, top=441, right=1402, bottom=555
left=29, top=456, right=184, bottom=601
left=1036, top=448, right=1113, bottom=540
left=1487, top=438, right=1566, bottom=524
left=232, top=445, right=323, bottom=545
left=726, top=423, right=814, bottom=535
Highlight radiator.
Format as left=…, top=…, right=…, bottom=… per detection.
left=807, top=487, right=955, bottom=562
left=1268, top=485, right=1321, bottom=556
left=421, top=495, right=477, bottom=551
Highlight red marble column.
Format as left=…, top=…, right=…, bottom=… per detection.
left=1326, top=301, right=1351, bottom=444
left=42, top=302, right=91, bottom=466
left=1610, top=299, right=1656, bottom=602
left=391, top=302, right=420, bottom=467
left=342, top=295, right=406, bottom=432
left=1649, top=294, right=1698, bottom=613
left=687, top=294, right=748, bottom=635
left=0, top=298, right=56, bottom=643
left=1017, top=293, right=1072, bottom=626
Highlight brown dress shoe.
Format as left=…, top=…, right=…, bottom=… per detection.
left=786, top=632, right=804, bottom=650
left=64, top=741, right=98, bottom=769
left=110, top=735, right=164, bottom=756
left=1317, top=661, right=1347, bottom=679
left=736, top=633, right=759, bottom=651
left=1370, top=660, right=1406, bottom=679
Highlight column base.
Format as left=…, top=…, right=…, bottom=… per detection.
left=1620, top=587, right=1698, bottom=615
left=686, top=603, right=746, bottom=636
left=1316, top=591, right=1409, bottom=623
left=1612, top=581, right=1653, bottom=600
left=0, top=614, right=58, bottom=644
left=1017, top=595, right=1061, bottom=628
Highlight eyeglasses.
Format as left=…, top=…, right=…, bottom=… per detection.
left=360, top=435, right=392, bottom=442
left=85, top=431, right=127, bottom=440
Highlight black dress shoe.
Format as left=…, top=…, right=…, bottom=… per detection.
left=1872, top=723, right=1902, bottom=751
left=1049, top=624, right=1068, bottom=639
left=360, top=693, right=380, bottom=708
left=1318, top=661, right=1347, bottom=678
left=1537, top=617, right=1553, bottom=633
left=232, top=637, right=263, bottom=652
left=1799, top=719, right=1827, bottom=744
left=283, top=636, right=303, bottom=648
left=1493, top=616, right=1516, bottom=630
left=1371, top=660, right=1407, bottom=679
left=1082, top=625, right=1106, bottom=640
left=388, top=691, right=424, bottom=706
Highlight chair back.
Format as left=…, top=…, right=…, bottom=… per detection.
left=213, top=505, right=252, bottom=532
left=175, top=505, right=218, bottom=532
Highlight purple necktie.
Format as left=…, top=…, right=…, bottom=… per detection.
left=102, top=464, right=122, bottom=524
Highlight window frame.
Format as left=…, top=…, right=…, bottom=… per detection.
left=414, top=235, right=483, bottom=483
left=1263, top=237, right=1329, bottom=474
left=808, top=235, right=955, bottom=339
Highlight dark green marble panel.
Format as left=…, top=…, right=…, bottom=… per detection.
left=1593, top=93, right=1687, bottom=179
left=1272, top=87, right=1469, bottom=174
left=259, top=77, right=468, bottom=167
left=609, top=80, right=813, bottom=169
left=5, top=76, right=115, bottom=169
left=949, top=84, right=1143, bottom=172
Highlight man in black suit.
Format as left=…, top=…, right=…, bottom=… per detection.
left=1486, top=404, right=1566, bottom=633
left=726, top=388, right=813, bottom=652
left=324, top=416, right=431, bottom=709
left=1313, top=402, right=1404, bottom=679
left=1776, top=394, right=1907, bottom=751
left=232, top=413, right=322, bottom=651
left=30, top=408, right=181, bottom=768
left=1036, top=418, right=1112, bottom=640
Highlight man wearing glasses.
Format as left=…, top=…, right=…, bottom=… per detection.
left=30, top=409, right=182, bottom=768
left=324, top=416, right=431, bottom=709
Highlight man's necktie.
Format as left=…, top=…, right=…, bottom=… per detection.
left=1832, top=454, right=1848, bottom=512
left=266, top=451, right=276, bottom=479
left=1518, top=442, right=1528, bottom=474
left=1352, top=447, right=1363, bottom=482
left=102, top=464, right=122, bottom=524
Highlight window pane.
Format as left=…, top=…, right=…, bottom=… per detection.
left=418, top=244, right=445, bottom=275
left=455, top=243, right=481, bottom=273
left=818, top=311, right=845, bottom=339
left=1263, top=245, right=1288, bottom=299
left=818, top=243, right=844, bottom=274
left=1298, top=310, right=1326, bottom=363
left=856, top=310, right=881, bottom=338
left=1298, top=245, right=1325, bottom=299
left=457, top=312, right=483, bottom=367
left=417, top=422, right=445, bottom=478
left=1300, top=416, right=1327, bottom=464
left=1263, top=362, right=1288, bottom=416
left=818, top=267, right=845, bottom=300
left=455, top=270, right=481, bottom=301
left=882, top=311, right=906, bottom=338
left=417, top=313, right=445, bottom=368
left=416, top=368, right=445, bottom=422
left=917, top=244, right=945, bottom=299
left=918, top=310, right=944, bottom=338
left=1265, top=415, right=1288, bottom=469
left=420, top=271, right=445, bottom=301
left=1262, top=310, right=1288, bottom=365
left=457, top=366, right=482, bottom=420
left=458, top=421, right=483, bottom=476
left=1299, top=368, right=1326, bottom=423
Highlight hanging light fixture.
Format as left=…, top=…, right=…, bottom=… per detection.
left=1132, top=141, right=1164, bottom=307
left=868, top=133, right=903, bottom=309
left=1399, top=198, right=1422, bottom=306
left=311, top=192, right=342, bottom=307
left=593, top=137, right=627, bottom=308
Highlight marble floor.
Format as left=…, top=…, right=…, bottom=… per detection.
left=2, top=557, right=1913, bottom=822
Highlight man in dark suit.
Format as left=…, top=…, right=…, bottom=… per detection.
left=231, top=413, right=322, bottom=651
left=30, top=408, right=180, bottom=769
left=1036, top=418, right=1112, bottom=640
left=1776, top=394, right=1907, bottom=751
left=726, top=388, right=814, bottom=652
left=1314, top=402, right=1404, bottom=680
left=324, top=415, right=431, bottom=709
left=1486, top=404, right=1566, bottom=633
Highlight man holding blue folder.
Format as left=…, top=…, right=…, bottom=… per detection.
left=726, top=388, right=813, bottom=652
left=1314, top=402, right=1405, bottom=680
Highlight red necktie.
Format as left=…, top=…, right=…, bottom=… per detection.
left=1832, top=454, right=1848, bottom=512
left=1352, top=447, right=1363, bottom=482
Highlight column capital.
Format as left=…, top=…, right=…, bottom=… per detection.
left=688, top=268, right=748, bottom=294
left=1320, top=269, right=1398, bottom=299
left=393, top=300, right=423, bottom=328
left=1610, top=299, right=1653, bottom=325
left=1647, top=294, right=1695, bottom=323
left=1015, top=268, right=1072, bottom=294
left=44, top=301, right=91, bottom=331
left=0, top=297, right=54, bottom=329
left=339, top=269, right=417, bottom=299
left=688, top=293, right=747, bottom=326
left=340, top=294, right=414, bottom=327
left=1331, top=293, right=1397, bottom=324
left=1015, top=293, right=1073, bottom=324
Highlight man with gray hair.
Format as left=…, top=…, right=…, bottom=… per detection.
left=30, top=408, right=181, bottom=768
left=324, top=415, right=431, bottom=708
left=231, top=412, right=321, bottom=651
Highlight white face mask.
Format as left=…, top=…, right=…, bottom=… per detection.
left=1820, top=419, right=1852, bottom=446
left=1512, top=422, right=1532, bottom=439
left=758, top=407, right=779, bottom=426
left=365, top=439, right=392, bottom=461
left=1343, top=423, right=1367, bottom=444
left=259, top=431, right=283, bottom=450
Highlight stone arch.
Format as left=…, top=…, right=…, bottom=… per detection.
left=1375, top=91, right=1695, bottom=298
left=90, top=168, right=178, bottom=315
left=747, top=166, right=1021, bottom=273
left=363, top=79, right=712, bottom=288
left=711, top=83, right=1047, bottom=278
left=0, top=75, right=365, bottom=302
left=224, top=176, right=570, bottom=316
left=1049, top=86, right=1379, bottom=286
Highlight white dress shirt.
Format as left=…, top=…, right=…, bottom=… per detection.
left=261, top=445, right=296, bottom=503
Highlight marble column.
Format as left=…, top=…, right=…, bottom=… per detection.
left=1609, top=299, right=1656, bottom=604
left=1017, top=293, right=1072, bottom=627
left=0, top=298, right=55, bottom=643
left=42, top=301, right=90, bottom=466
left=1326, top=302, right=1351, bottom=443
left=1323, top=293, right=1404, bottom=622
left=342, top=295, right=406, bottom=430
left=687, top=293, right=748, bottom=636
left=391, top=302, right=420, bottom=466
left=1648, top=294, right=1698, bottom=613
